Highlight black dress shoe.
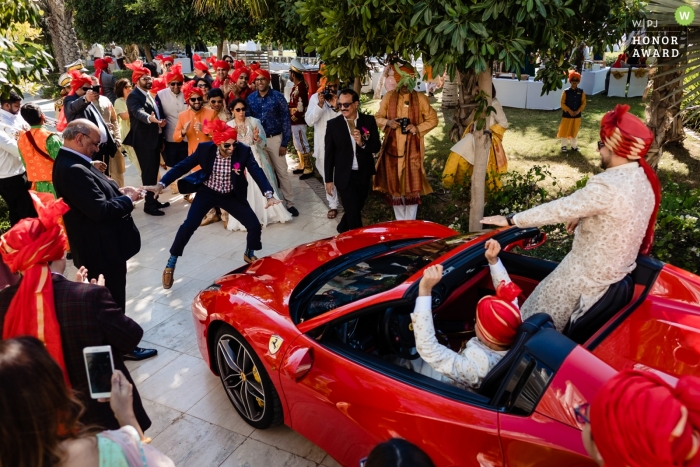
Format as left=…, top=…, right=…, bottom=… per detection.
left=299, top=172, right=315, bottom=180
left=157, top=201, right=171, bottom=208
left=123, top=347, right=158, bottom=361
left=287, top=206, right=299, bottom=217
left=292, top=168, right=304, bottom=174
left=144, top=208, right=165, bottom=216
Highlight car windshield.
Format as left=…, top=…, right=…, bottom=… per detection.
left=303, top=233, right=483, bottom=320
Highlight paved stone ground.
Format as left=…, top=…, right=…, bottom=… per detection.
left=67, top=156, right=342, bottom=467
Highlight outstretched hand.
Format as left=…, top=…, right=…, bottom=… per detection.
left=480, top=215, right=509, bottom=227
left=142, top=185, right=163, bottom=198
left=265, top=197, right=281, bottom=209
left=419, top=264, right=443, bottom=297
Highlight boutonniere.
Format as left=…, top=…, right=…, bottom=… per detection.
left=232, top=162, right=241, bottom=175
left=361, top=127, right=370, bottom=141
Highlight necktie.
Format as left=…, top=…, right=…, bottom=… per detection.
left=347, top=119, right=355, bottom=133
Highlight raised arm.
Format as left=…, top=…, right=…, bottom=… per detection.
left=304, top=93, right=323, bottom=126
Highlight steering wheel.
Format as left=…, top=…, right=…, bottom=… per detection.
left=381, top=307, right=420, bottom=360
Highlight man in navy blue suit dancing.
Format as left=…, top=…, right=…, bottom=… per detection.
left=144, top=119, right=280, bottom=289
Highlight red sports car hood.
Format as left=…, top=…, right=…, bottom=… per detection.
left=213, top=221, right=457, bottom=316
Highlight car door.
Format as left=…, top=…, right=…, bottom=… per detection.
left=278, top=331, right=504, bottom=467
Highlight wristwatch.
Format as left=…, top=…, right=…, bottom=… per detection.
left=264, top=191, right=273, bottom=199
left=157, top=182, right=166, bottom=190
left=506, top=213, right=517, bottom=226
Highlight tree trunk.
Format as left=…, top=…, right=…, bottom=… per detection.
left=468, top=69, right=493, bottom=231
left=353, top=76, right=362, bottom=94
left=142, top=46, right=153, bottom=62
left=41, top=0, right=81, bottom=71
left=450, top=69, right=477, bottom=143
left=645, top=33, right=686, bottom=169
left=217, top=24, right=225, bottom=59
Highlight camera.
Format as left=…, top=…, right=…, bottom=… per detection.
left=91, top=85, right=101, bottom=93
left=396, top=117, right=411, bottom=134
left=323, top=90, right=335, bottom=102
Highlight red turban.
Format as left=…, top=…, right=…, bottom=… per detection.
left=203, top=119, right=237, bottom=144
left=214, top=59, right=230, bottom=72
left=613, top=53, right=626, bottom=68
left=0, top=193, right=70, bottom=381
left=125, top=60, right=151, bottom=83
left=162, top=56, right=174, bottom=64
left=568, top=70, right=581, bottom=82
left=206, top=56, right=217, bottom=67
left=155, top=54, right=164, bottom=61
left=165, top=62, right=184, bottom=84
left=248, top=63, right=270, bottom=84
left=591, top=370, right=700, bottom=467
left=600, top=104, right=659, bottom=255
left=475, top=281, right=523, bottom=347
left=68, top=70, right=93, bottom=95
left=182, top=80, right=203, bottom=102
left=150, top=76, right=166, bottom=96
left=230, top=62, right=251, bottom=82
left=193, top=54, right=211, bottom=74
left=103, top=57, right=113, bottom=64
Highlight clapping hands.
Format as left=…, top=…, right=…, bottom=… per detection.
left=119, top=186, right=145, bottom=202
left=75, top=266, right=106, bottom=286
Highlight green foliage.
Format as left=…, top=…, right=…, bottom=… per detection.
left=0, top=0, right=54, bottom=98
left=652, top=180, right=700, bottom=272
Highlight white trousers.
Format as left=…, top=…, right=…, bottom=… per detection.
left=265, top=134, right=294, bottom=207
left=393, top=202, right=418, bottom=221
left=314, top=148, right=339, bottom=210
left=561, top=137, right=578, bottom=148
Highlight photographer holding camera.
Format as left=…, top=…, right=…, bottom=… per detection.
left=375, top=62, right=438, bottom=221
left=305, top=67, right=340, bottom=219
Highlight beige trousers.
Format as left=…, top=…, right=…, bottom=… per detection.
left=265, top=134, right=294, bottom=207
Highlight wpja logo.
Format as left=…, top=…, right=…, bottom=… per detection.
left=674, top=5, right=694, bottom=26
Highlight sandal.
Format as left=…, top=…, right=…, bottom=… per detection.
left=327, top=209, right=338, bottom=219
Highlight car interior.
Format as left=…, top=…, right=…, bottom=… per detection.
left=300, top=228, right=665, bottom=413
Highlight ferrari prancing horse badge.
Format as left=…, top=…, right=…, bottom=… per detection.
left=268, top=335, right=283, bottom=355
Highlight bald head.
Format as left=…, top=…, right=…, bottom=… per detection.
left=63, top=119, right=101, bottom=158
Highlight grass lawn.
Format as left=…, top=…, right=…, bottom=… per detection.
left=360, top=88, right=700, bottom=228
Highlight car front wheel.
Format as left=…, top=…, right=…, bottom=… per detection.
left=214, top=325, right=283, bottom=429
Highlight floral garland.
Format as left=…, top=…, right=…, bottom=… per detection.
left=633, top=68, right=649, bottom=78
left=612, top=70, right=626, bottom=80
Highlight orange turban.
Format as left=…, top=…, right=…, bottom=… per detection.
left=475, top=281, right=523, bottom=347
left=125, top=60, right=151, bottom=83
left=568, top=70, right=581, bottom=82
left=0, top=193, right=70, bottom=381
left=600, top=104, right=659, bottom=255
left=165, top=62, right=184, bottom=84
left=68, top=70, right=92, bottom=95
left=182, top=80, right=204, bottom=102
left=248, top=63, right=270, bottom=84
left=203, top=119, right=237, bottom=144
left=319, top=64, right=339, bottom=89
left=591, top=370, right=700, bottom=467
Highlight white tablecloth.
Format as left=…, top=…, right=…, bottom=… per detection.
left=580, top=68, right=607, bottom=95
left=175, top=58, right=191, bottom=73
left=526, top=80, right=566, bottom=110
left=492, top=78, right=528, bottom=108
left=627, top=68, right=649, bottom=98
left=608, top=68, right=628, bottom=97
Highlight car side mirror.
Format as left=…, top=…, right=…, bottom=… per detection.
left=504, top=232, right=547, bottom=252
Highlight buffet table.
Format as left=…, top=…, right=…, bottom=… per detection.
left=580, top=68, right=607, bottom=95
left=493, top=77, right=566, bottom=110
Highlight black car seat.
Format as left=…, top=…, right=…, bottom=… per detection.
left=563, top=275, right=634, bottom=345
left=477, top=313, right=554, bottom=399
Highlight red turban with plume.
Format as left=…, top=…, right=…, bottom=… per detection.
left=193, top=54, right=211, bottom=74
left=203, top=119, right=237, bottom=144
left=68, top=70, right=93, bottom=95
left=248, top=63, right=270, bottom=84
left=591, top=370, right=700, bottom=467
left=182, top=80, right=203, bottom=102
left=206, top=56, right=217, bottom=67
left=0, top=193, right=70, bottom=382
left=475, top=281, right=523, bottom=347
left=613, top=53, right=626, bottom=68
left=125, top=60, right=151, bottom=83
left=600, top=104, right=659, bottom=255
left=214, top=59, right=230, bottom=72
left=161, top=55, right=174, bottom=64
left=568, top=69, right=581, bottom=82
left=165, top=62, right=184, bottom=84
left=150, top=76, right=166, bottom=96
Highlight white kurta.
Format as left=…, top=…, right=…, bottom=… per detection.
left=305, top=93, right=340, bottom=209
left=515, top=162, right=655, bottom=331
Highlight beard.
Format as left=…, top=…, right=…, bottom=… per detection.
left=143, top=81, right=153, bottom=90
left=191, top=102, right=202, bottom=111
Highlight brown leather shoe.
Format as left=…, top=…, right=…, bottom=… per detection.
left=200, top=209, right=221, bottom=226
left=243, top=253, right=258, bottom=264
left=162, top=267, right=174, bottom=289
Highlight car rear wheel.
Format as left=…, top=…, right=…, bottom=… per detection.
left=214, top=325, right=283, bottom=429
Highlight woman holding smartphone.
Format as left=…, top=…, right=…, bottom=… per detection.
left=0, top=337, right=174, bottom=467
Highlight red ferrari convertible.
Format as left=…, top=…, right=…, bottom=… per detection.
left=191, top=221, right=700, bottom=467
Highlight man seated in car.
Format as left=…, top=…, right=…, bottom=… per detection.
left=404, top=240, right=523, bottom=389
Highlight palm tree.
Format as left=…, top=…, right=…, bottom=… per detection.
left=643, top=0, right=699, bottom=168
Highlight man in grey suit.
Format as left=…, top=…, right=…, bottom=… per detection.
left=122, top=61, right=169, bottom=216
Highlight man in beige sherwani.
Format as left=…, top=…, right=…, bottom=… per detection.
left=482, top=105, right=661, bottom=331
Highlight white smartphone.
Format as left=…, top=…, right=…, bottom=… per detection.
left=83, top=345, right=114, bottom=399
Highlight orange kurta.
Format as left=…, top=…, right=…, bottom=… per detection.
left=17, top=128, right=55, bottom=183
left=173, top=107, right=219, bottom=155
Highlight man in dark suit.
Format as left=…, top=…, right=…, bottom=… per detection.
left=63, top=70, right=118, bottom=168
left=0, top=199, right=151, bottom=430
left=52, top=119, right=156, bottom=361
left=122, top=61, right=169, bottom=216
left=324, top=89, right=381, bottom=233
left=144, top=120, right=279, bottom=289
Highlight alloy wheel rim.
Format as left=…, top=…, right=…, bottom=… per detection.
left=216, top=334, right=266, bottom=421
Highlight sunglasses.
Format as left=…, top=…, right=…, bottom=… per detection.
left=197, top=84, right=209, bottom=89
left=574, top=403, right=590, bottom=424
left=597, top=141, right=605, bottom=150
left=338, top=102, right=354, bottom=109
left=225, top=60, right=233, bottom=64
left=169, top=82, right=183, bottom=87
left=233, top=107, right=246, bottom=112
left=222, top=143, right=234, bottom=149
left=210, top=99, right=223, bottom=105
left=189, top=97, right=203, bottom=102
